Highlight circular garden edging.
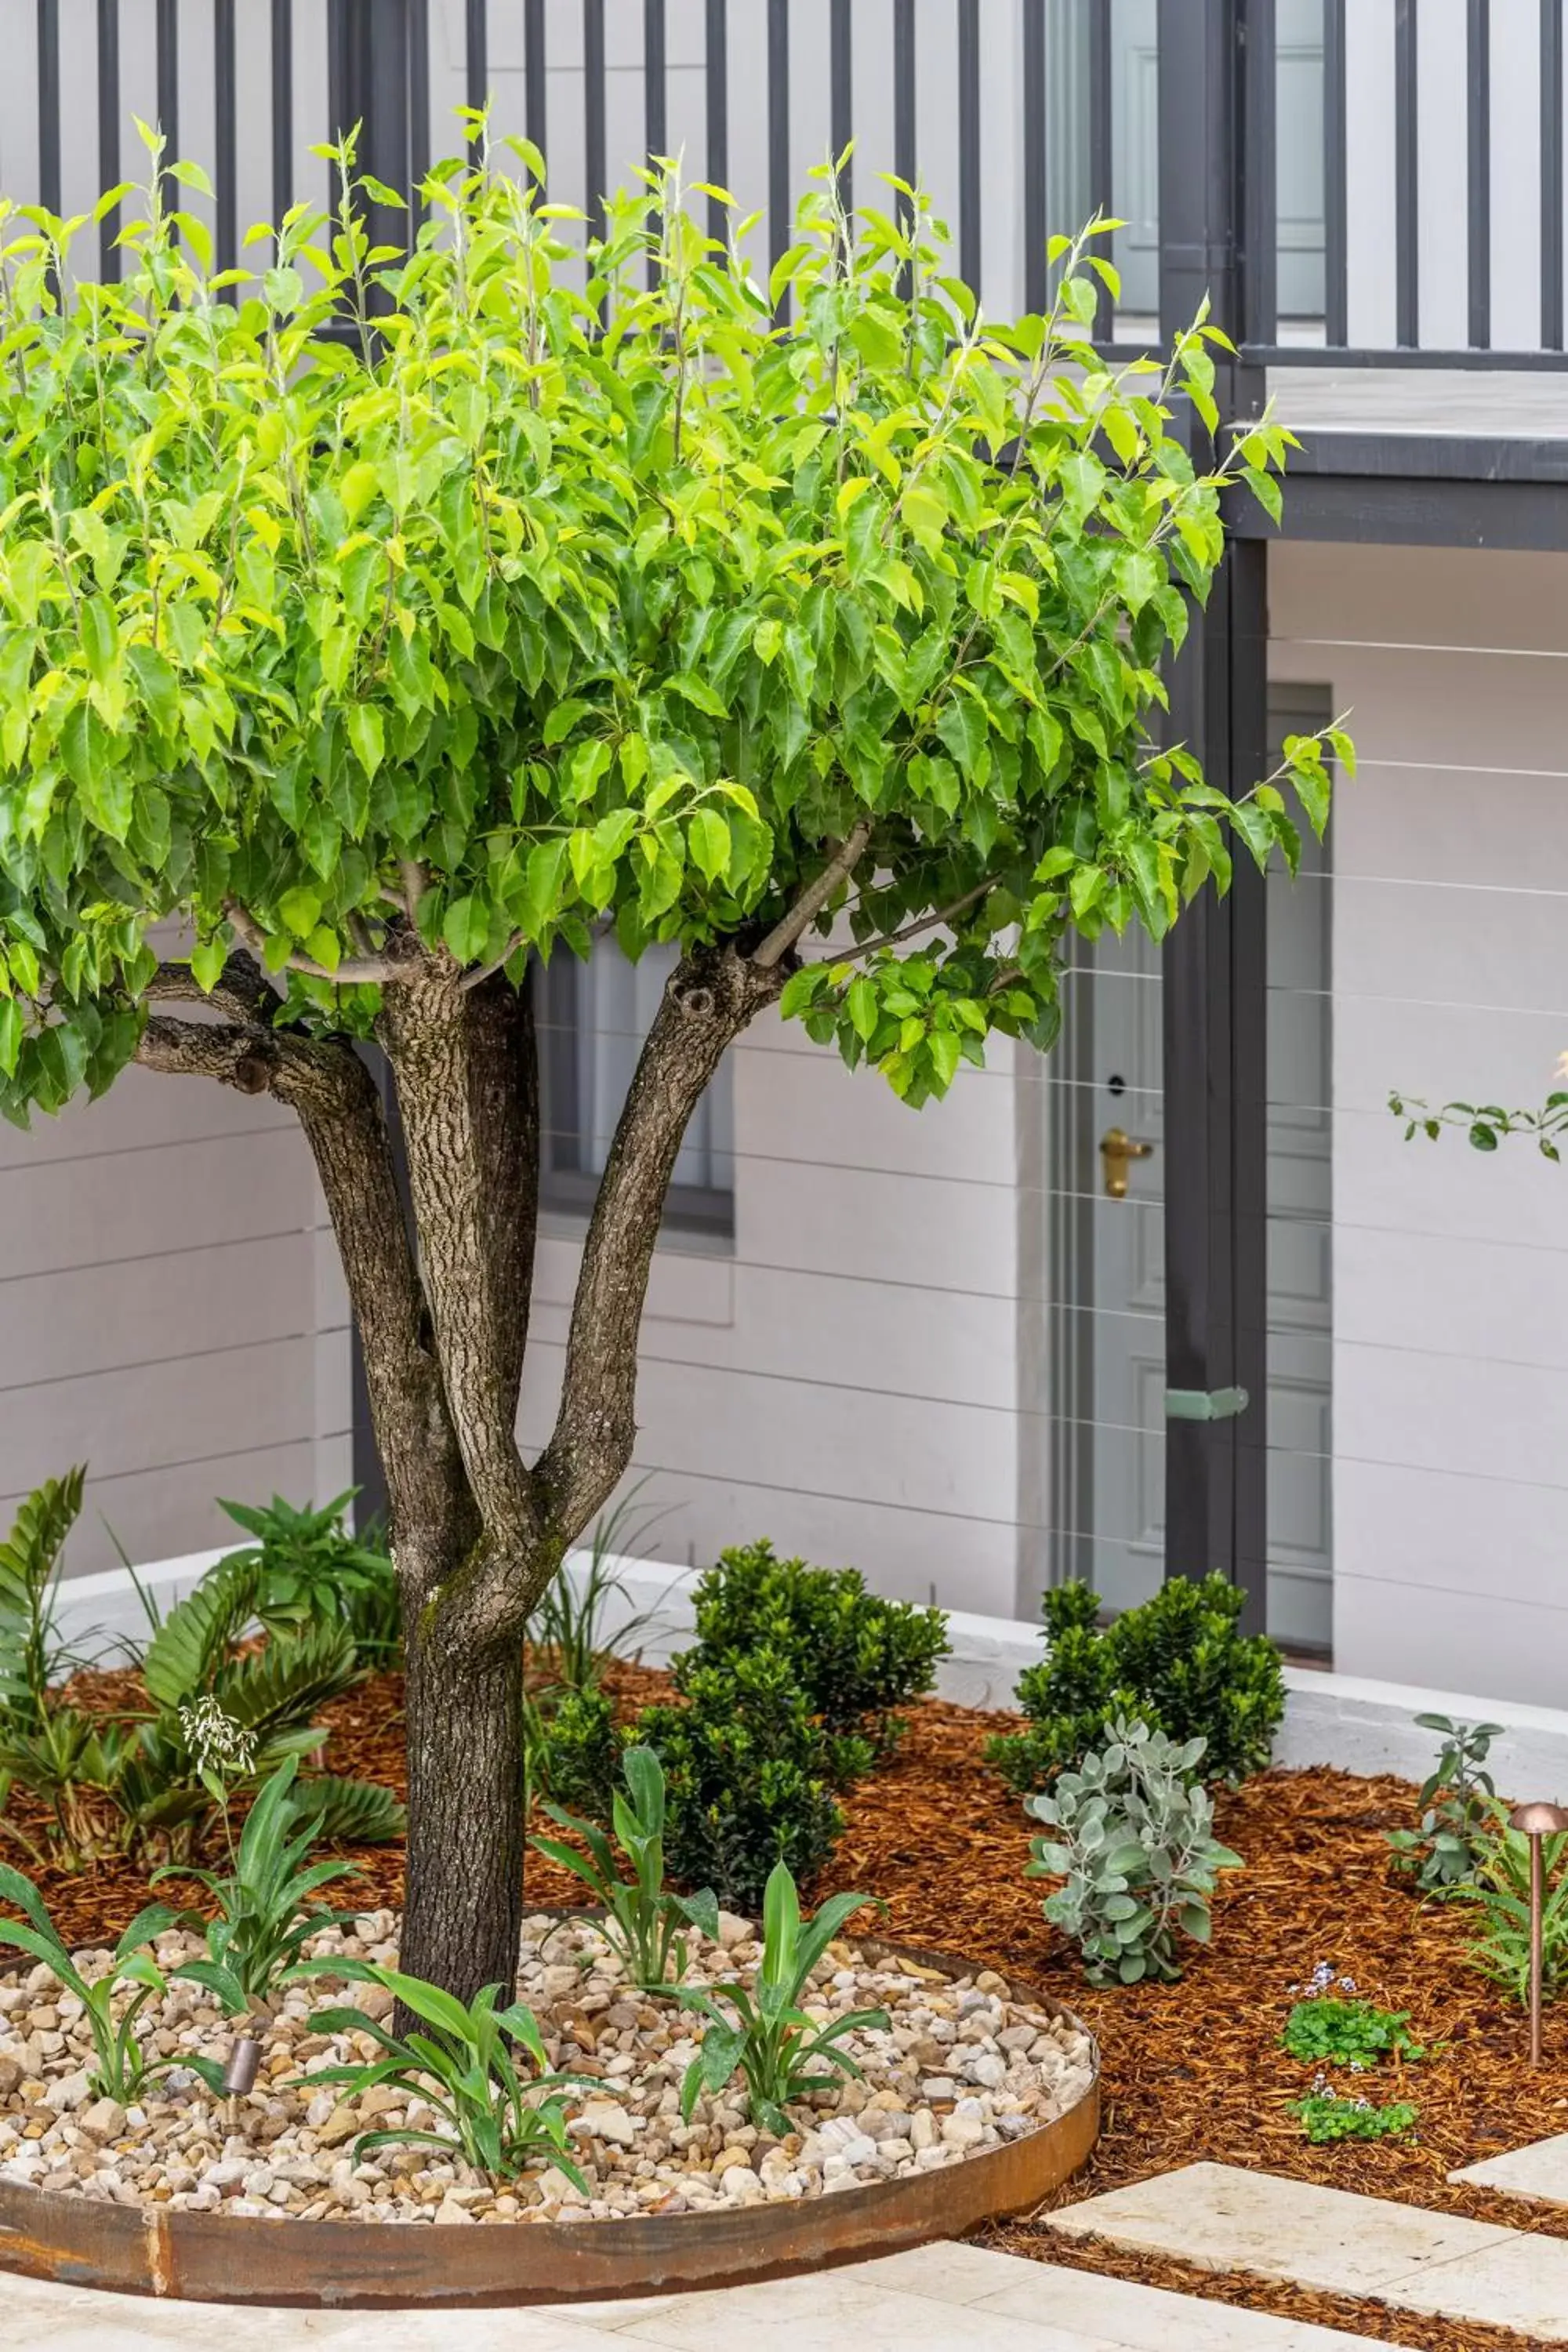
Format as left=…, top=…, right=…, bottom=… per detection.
left=0, top=1939, right=1099, bottom=2310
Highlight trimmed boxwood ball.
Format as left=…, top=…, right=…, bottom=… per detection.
left=987, top=1572, right=1286, bottom=1795
left=682, top=1540, right=949, bottom=1751
left=532, top=1542, right=945, bottom=1907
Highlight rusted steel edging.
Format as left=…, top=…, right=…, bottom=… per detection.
left=0, top=1938, right=1099, bottom=2309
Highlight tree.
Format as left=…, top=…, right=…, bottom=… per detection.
left=0, top=132, right=1339, bottom=2001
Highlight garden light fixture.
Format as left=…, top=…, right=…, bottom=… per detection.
left=1508, top=1802, right=1568, bottom=2065
left=221, top=2033, right=262, bottom=2129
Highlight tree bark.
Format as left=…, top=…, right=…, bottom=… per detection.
left=399, top=1567, right=526, bottom=2005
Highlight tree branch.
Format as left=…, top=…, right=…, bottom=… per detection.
left=535, top=944, right=786, bottom=1543
left=379, top=967, right=543, bottom=1632
left=225, top=898, right=397, bottom=987
left=144, top=949, right=281, bottom=1027
left=813, top=875, right=1000, bottom=967
left=133, top=1003, right=472, bottom=1583
left=752, top=820, right=874, bottom=969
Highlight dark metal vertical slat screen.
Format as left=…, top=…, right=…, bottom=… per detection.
left=466, top=0, right=487, bottom=118
left=1088, top=0, right=1114, bottom=340
left=893, top=0, right=916, bottom=260
left=213, top=0, right=236, bottom=276
left=1240, top=0, right=1276, bottom=349
left=830, top=0, right=852, bottom=212
left=156, top=0, right=179, bottom=177
left=1468, top=0, right=1490, bottom=350
left=97, top=0, right=121, bottom=278
left=271, top=0, right=293, bottom=227
left=767, top=0, right=789, bottom=285
left=1022, top=0, right=1047, bottom=314
left=524, top=0, right=546, bottom=170
left=36, top=0, right=60, bottom=215
left=583, top=0, right=606, bottom=243
left=644, top=0, right=665, bottom=285
left=1394, top=0, right=1419, bottom=347
left=1544, top=0, right=1564, bottom=348
left=706, top=0, right=728, bottom=245
left=956, top=0, right=980, bottom=292
left=1322, top=0, right=1347, bottom=347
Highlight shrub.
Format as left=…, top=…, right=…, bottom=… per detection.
left=1025, top=1715, right=1243, bottom=1985
left=535, top=1646, right=869, bottom=1911
left=677, top=1862, right=886, bottom=2135
left=684, top=1541, right=948, bottom=1751
left=1386, top=1713, right=1504, bottom=1893
left=988, top=1573, right=1285, bottom=1794
left=214, top=1490, right=401, bottom=1668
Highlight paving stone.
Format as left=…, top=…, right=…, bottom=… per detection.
left=1451, top=2128, right=1568, bottom=2205
left=1048, top=2159, right=1568, bottom=2342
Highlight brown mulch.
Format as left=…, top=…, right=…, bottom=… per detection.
left=8, top=1670, right=1568, bottom=2347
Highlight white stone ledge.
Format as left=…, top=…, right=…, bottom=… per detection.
left=53, top=1550, right=1568, bottom=1796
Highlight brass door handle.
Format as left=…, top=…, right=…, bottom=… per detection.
left=1099, top=1125, right=1155, bottom=1198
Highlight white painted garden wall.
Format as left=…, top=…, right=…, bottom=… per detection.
left=1272, top=540, right=1568, bottom=1708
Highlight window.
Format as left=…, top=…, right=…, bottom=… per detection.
left=539, top=938, right=735, bottom=1236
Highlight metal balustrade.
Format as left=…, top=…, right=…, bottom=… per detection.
left=2, top=1, right=1565, bottom=368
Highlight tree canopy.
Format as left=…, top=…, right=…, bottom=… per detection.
left=0, top=131, right=1340, bottom=1127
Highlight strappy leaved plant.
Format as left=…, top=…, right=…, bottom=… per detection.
left=0, top=1861, right=223, bottom=2099
left=310, top=1965, right=595, bottom=2183
left=532, top=1743, right=719, bottom=1989
left=677, top=1861, right=887, bottom=2135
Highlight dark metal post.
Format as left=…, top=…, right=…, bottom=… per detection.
left=1543, top=0, right=1563, bottom=349
left=1157, top=0, right=1270, bottom=1625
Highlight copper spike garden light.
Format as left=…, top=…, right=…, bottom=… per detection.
left=1508, top=1802, right=1568, bottom=2065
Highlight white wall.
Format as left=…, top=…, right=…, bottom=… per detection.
left=1272, top=540, right=1568, bottom=1708
left=0, top=1066, right=350, bottom=1576
left=521, top=1022, right=1023, bottom=1620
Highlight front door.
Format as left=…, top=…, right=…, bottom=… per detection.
left=1044, top=688, right=1334, bottom=1650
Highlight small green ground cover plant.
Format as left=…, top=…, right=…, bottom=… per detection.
left=988, top=1573, right=1285, bottom=1796
left=677, top=1861, right=887, bottom=2136
left=1386, top=1714, right=1504, bottom=1893
left=1290, top=2079, right=1419, bottom=2144
left=1281, top=1981, right=1424, bottom=2070
left=532, top=1744, right=719, bottom=1989
left=311, top=1967, right=593, bottom=2183
left=1025, top=1715, right=1242, bottom=1984
left=536, top=1541, right=944, bottom=1906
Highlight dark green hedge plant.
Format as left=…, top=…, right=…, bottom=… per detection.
left=684, top=1540, right=948, bottom=1750
left=987, top=1573, right=1285, bottom=1795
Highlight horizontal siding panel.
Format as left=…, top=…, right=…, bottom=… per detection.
left=14, top=1440, right=327, bottom=1586
left=0, top=1232, right=324, bottom=1392
left=0, top=1129, right=317, bottom=1283
left=0, top=1064, right=293, bottom=1172
left=0, top=1334, right=321, bottom=1497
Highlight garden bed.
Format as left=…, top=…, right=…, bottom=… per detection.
left=5, top=1663, right=1567, bottom=2331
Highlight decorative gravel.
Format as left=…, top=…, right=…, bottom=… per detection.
left=0, top=1909, right=1095, bottom=2226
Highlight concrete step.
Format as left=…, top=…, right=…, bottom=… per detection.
left=1048, top=2158, right=1568, bottom=2343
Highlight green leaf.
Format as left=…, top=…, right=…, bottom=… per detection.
left=687, top=807, right=731, bottom=884
left=443, top=895, right=490, bottom=964
left=347, top=705, right=385, bottom=780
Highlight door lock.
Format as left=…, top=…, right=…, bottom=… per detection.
left=1098, top=1125, right=1155, bottom=1199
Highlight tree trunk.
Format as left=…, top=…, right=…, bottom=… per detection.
left=399, top=1606, right=525, bottom=2008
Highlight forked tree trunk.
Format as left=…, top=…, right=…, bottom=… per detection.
left=399, top=1603, right=526, bottom=2005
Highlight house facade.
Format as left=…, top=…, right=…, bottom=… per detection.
left=2, top=0, right=1566, bottom=1713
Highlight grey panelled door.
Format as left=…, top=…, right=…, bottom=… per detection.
left=1049, top=688, right=1334, bottom=1650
